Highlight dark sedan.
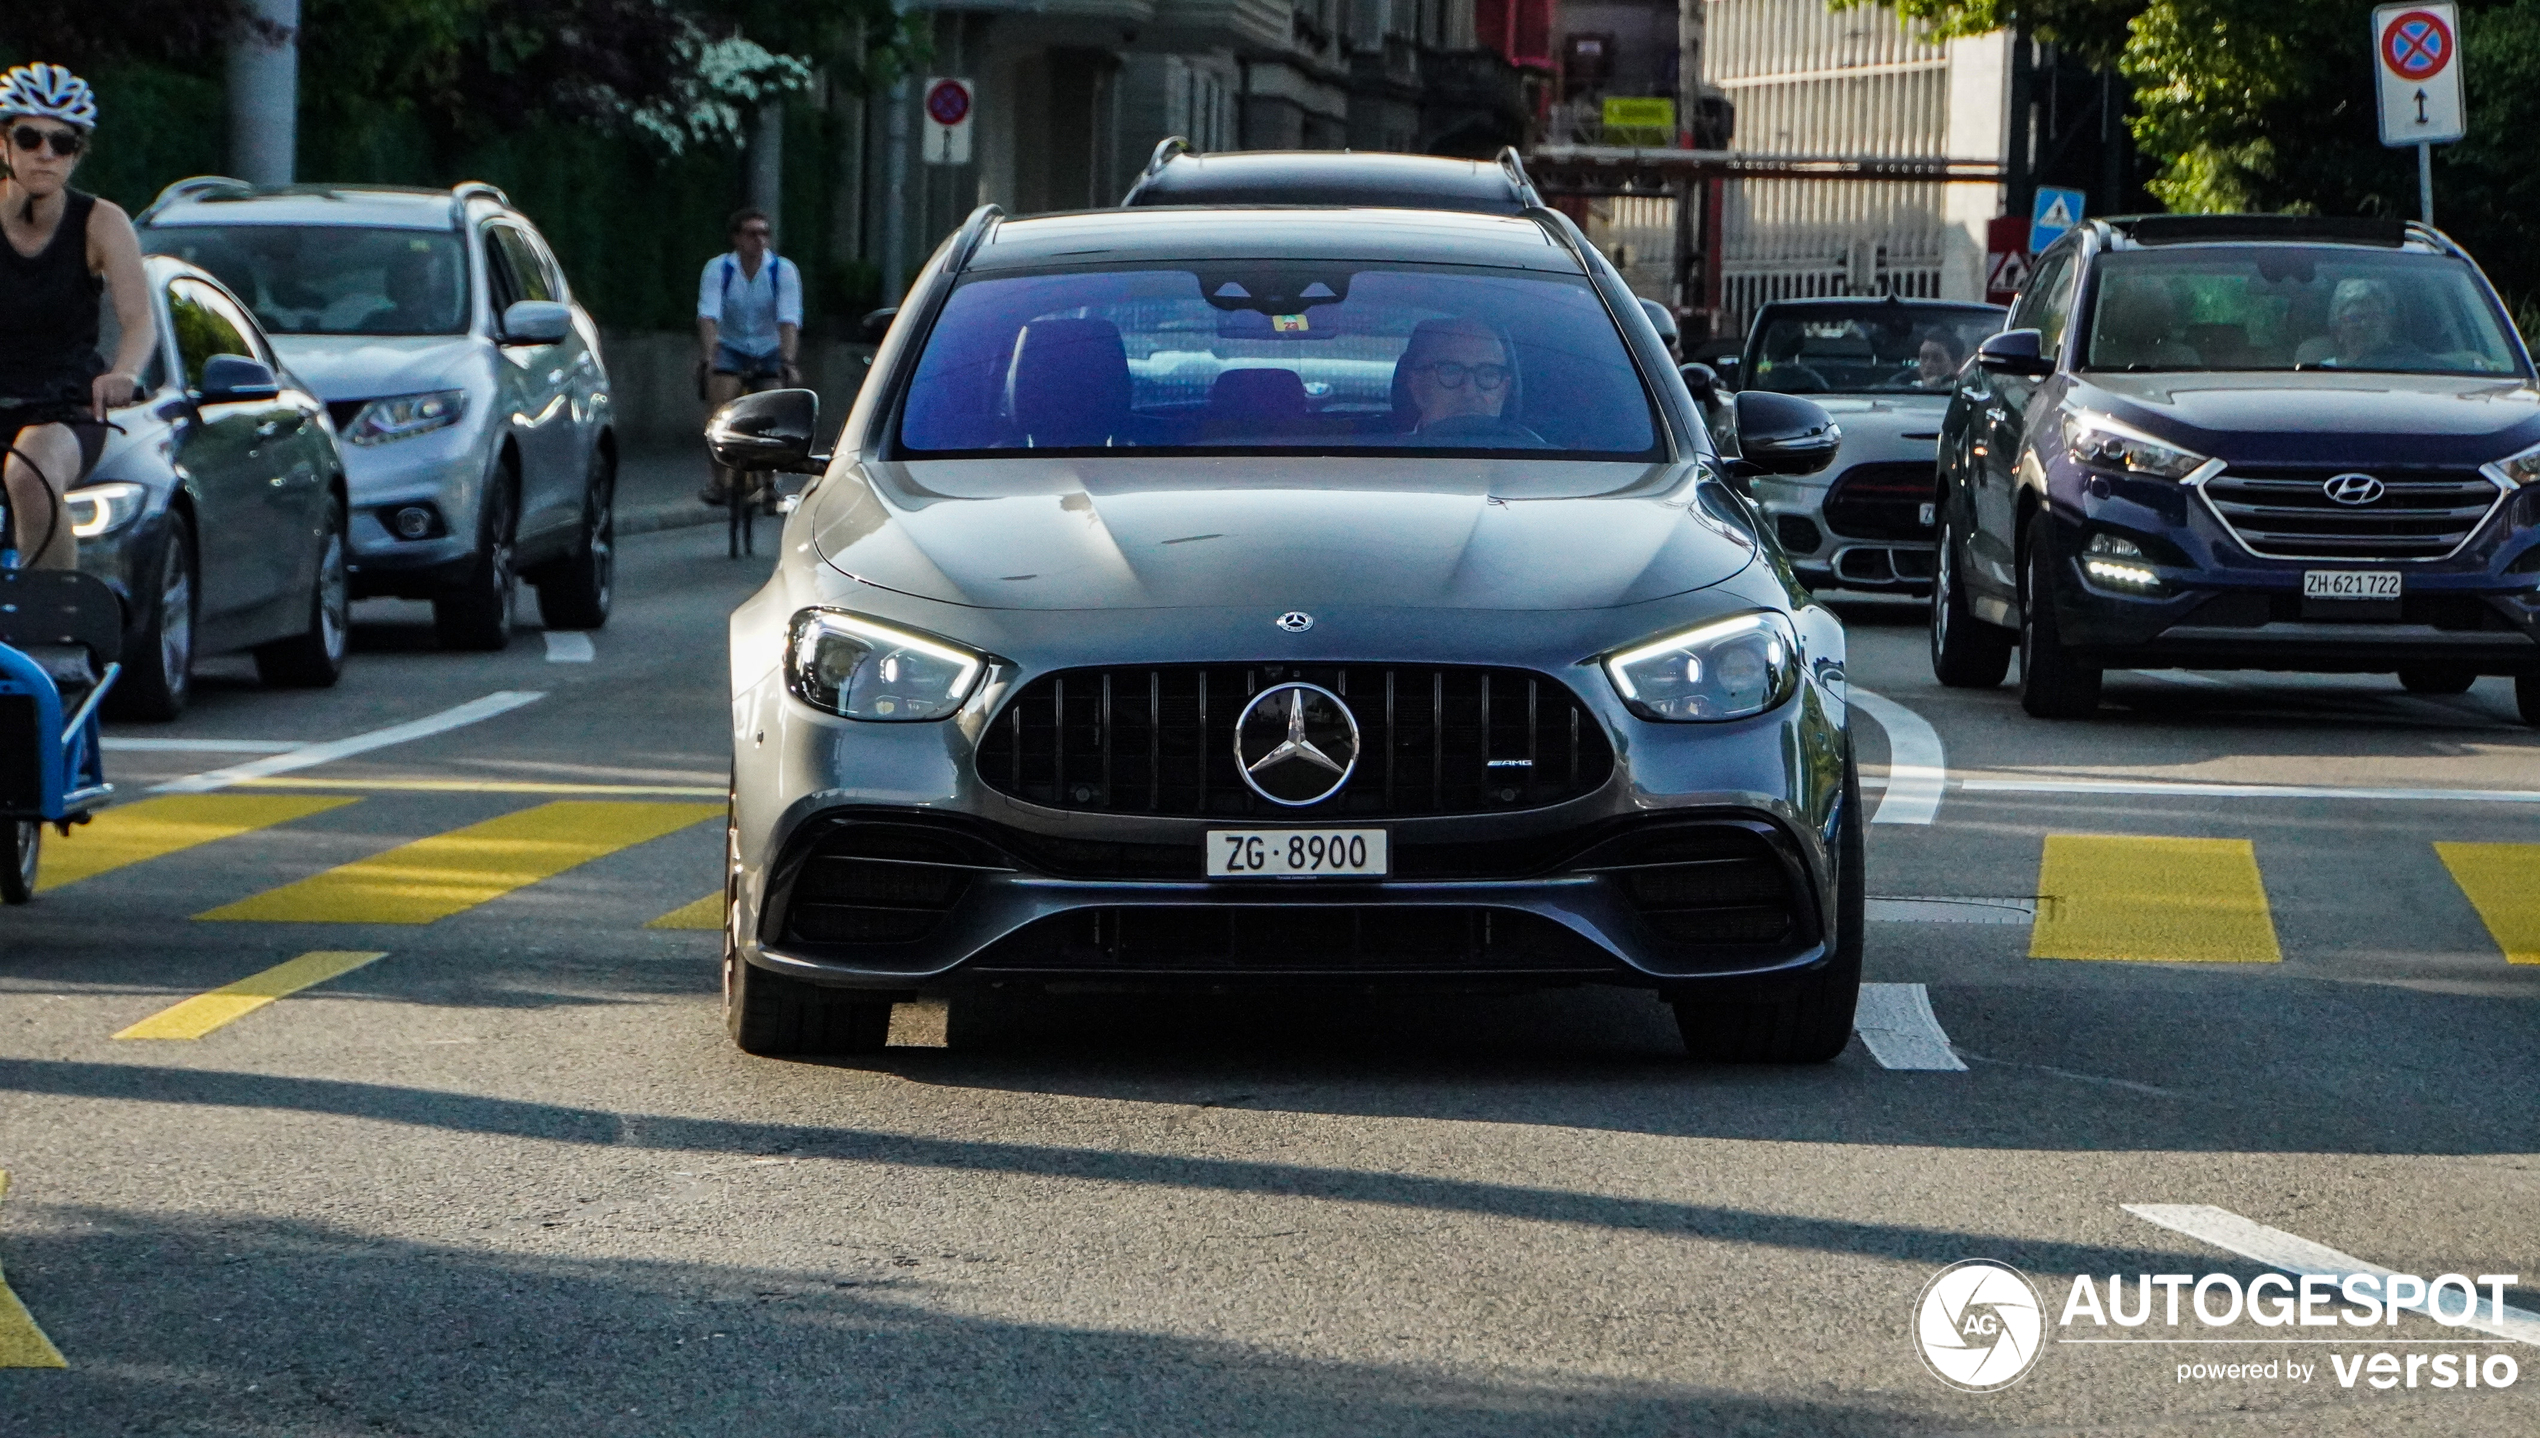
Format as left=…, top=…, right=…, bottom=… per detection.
left=712, top=203, right=1857, bottom=1063
left=76, top=255, right=349, bottom=717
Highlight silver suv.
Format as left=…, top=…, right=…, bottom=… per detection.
left=139, top=180, right=615, bottom=647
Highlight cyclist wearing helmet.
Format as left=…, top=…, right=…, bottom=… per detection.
left=1, top=63, right=152, bottom=570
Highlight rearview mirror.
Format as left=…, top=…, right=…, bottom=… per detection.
left=1732, top=391, right=1841, bottom=476
left=859, top=306, right=898, bottom=344
left=1975, top=327, right=2056, bottom=377
left=500, top=300, right=572, bottom=346
left=707, top=387, right=827, bottom=473
left=196, top=353, right=279, bottom=403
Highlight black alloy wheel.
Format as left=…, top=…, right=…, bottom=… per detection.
left=1674, top=758, right=1865, bottom=1063
left=2018, top=514, right=2103, bottom=719
left=2397, top=666, right=2476, bottom=696
left=535, top=450, right=615, bottom=630
left=1929, top=518, right=2013, bottom=688
left=433, top=465, right=518, bottom=651
left=254, top=494, right=350, bottom=687
left=1, top=819, right=37, bottom=904
left=720, top=782, right=894, bottom=1057
left=108, top=511, right=197, bottom=721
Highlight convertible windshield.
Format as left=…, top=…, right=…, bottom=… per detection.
left=141, top=225, right=471, bottom=337
left=895, top=264, right=1660, bottom=457
left=1744, top=303, right=2006, bottom=394
left=2082, top=247, right=2524, bottom=376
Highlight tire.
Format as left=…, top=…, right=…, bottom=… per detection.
left=253, top=495, right=350, bottom=688
left=1, top=819, right=36, bottom=905
left=2017, top=514, right=2103, bottom=719
left=1674, top=758, right=1864, bottom=1063
left=1929, top=518, right=2013, bottom=688
left=107, top=510, right=197, bottom=721
left=534, top=449, right=614, bottom=630
left=2518, top=673, right=2540, bottom=727
left=720, top=798, right=894, bottom=1057
left=2398, top=666, right=2475, bottom=696
left=433, top=464, right=518, bottom=651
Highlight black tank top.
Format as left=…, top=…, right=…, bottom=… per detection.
left=0, top=189, right=105, bottom=411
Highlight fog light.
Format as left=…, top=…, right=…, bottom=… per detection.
left=2082, top=533, right=2160, bottom=590
left=391, top=505, right=435, bottom=540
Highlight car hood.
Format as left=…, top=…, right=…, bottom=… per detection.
left=805, top=457, right=1757, bottom=611
left=2079, top=372, right=2540, bottom=465
left=266, top=335, right=483, bottom=404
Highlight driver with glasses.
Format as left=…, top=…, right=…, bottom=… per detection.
left=1399, top=318, right=1513, bottom=432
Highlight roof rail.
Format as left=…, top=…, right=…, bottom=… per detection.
left=449, top=181, right=511, bottom=223
left=947, top=203, right=1005, bottom=276
left=139, top=175, right=252, bottom=221
left=1496, top=146, right=1541, bottom=205
left=1522, top=202, right=1598, bottom=274
left=1144, top=136, right=1191, bottom=179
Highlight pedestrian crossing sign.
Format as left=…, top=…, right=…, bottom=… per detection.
left=2029, top=187, right=2086, bottom=253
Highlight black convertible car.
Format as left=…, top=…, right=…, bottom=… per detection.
left=712, top=203, right=1856, bottom=1062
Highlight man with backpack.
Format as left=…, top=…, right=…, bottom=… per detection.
left=696, top=207, right=802, bottom=507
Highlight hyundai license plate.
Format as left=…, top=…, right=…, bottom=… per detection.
left=2302, top=570, right=2401, bottom=600
left=1207, top=829, right=1388, bottom=878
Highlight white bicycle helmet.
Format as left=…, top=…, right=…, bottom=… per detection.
left=0, top=63, right=97, bottom=130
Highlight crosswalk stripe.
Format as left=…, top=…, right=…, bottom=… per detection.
left=2030, top=834, right=2282, bottom=963
left=2434, top=842, right=2540, bottom=964
left=194, top=801, right=721, bottom=925
left=646, top=892, right=724, bottom=930
left=0, top=1171, right=67, bottom=1368
left=35, top=794, right=359, bottom=892
left=113, top=951, right=390, bottom=1040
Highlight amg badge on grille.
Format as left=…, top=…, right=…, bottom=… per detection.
left=1233, top=682, right=1360, bottom=806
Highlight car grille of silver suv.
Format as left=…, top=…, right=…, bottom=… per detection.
left=2197, top=466, right=2506, bottom=561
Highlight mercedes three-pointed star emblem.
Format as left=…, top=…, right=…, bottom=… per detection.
left=1232, top=682, right=1360, bottom=806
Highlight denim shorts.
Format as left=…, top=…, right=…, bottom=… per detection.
left=712, top=344, right=785, bottom=380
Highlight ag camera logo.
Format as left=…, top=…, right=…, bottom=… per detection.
left=1916, top=1260, right=2046, bottom=1391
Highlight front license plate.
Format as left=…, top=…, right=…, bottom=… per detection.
left=2302, top=569, right=2401, bottom=600
left=1207, top=829, right=1389, bottom=878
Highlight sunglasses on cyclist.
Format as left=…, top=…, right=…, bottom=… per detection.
left=1412, top=360, right=1510, bottom=391
left=9, top=125, right=85, bottom=158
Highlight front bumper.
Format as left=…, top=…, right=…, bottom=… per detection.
left=340, top=427, right=488, bottom=595
left=1754, top=467, right=1938, bottom=594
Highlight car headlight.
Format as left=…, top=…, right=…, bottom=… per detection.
left=2494, top=439, right=2540, bottom=489
left=64, top=481, right=148, bottom=539
left=1605, top=611, right=1801, bottom=722
left=346, top=390, right=468, bottom=446
left=785, top=609, right=985, bottom=722
left=2061, top=409, right=2206, bottom=479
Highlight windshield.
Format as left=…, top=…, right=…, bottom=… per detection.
left=1744, top=304, right=2006, bottom=394
left=2082, top=247, right=2523, bottom=376
left=141, top=225, right=470, bottom=337
left=895, top=264, right=1661, bottom=458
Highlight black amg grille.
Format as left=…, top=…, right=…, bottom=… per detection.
left=977, top=665, right=1614, bottom=817
left=964, top=907, right=1621, bottom=976
left=1589, top=825, right=1803, bottom=946
left=1822, top=462, right=1937, bottom=540
left=777, top=822, right=1008, bottom=947
left=2199, top=467, right=2503, bottom=560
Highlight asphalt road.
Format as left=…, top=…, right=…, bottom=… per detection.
left=4, top=522, right=2538, bottom=1436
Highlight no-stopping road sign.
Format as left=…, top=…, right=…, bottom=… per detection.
left=2375, top=4, right=2466, bottom=146
left=922, top=77, right=973, bottom=165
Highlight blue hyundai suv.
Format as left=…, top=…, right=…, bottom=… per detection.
left=1928, top=214, right=2540, bottom=722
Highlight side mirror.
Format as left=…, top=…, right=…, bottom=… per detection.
left=1636, top=297, right=1680, bottom=352
left=196, top=353, right=279, bottom=403
left=1975, top=327, right=2056, bottom=377
left=1732, top=391, right=1841, bottom=476
left=707, top=387, right=827, bottom=474
left=859, top=306, right=898, bottom=344
left=1679, top=361, right=1720, bottom=407
left=501, top=299, right=573, bottom=346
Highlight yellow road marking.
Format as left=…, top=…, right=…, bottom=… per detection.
left=236, top=777, right=723, bottom=797
left=646, top=892, right=724, bottom=930
left=196, top=801, right=721, bottom=925
left=0, top=1171, right=67, bottom=1368
left=114, top=950, right=389, bottom=1040
left=2030, top=834, right=2282, bottom=963
left=35, top=794, right=358, bottom=892
left=2436, top=843, right=2540, bottom=964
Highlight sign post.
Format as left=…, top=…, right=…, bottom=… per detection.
left=921, top=77, right=973, bottom=165
left=2372, top=3, right=2465, bottom=225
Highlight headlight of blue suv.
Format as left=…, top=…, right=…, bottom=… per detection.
left=2061, top=409, right=2206, bottom=479
left=2493, top=439, right=2540, bottom=489
left=346, top=390, right=468, bottom=446
left=1605, top=611, right=1801, bottom=722
left=65, top=481, right=147, bottom=538
left=785, top=609, right=985, bottom=721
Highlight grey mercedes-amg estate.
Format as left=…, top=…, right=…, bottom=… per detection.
left=712, top=203, right=1861, bottom=1062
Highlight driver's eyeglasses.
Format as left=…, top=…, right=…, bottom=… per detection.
left=9, top=125, right=84, bottom=158
left=1412, top=361, right=1510, bottom=391
left=736, top=226, right=771, bottom=240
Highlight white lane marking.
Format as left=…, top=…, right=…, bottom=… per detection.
left=1854, top=983, right=1967, bottom=1071
left=1847, top=688, right=1945, bottom=826
left=101, top=738, right=304, bottom=753
left=543, top=631, right=595, bottom=663
left=152, top=692, right=547, bottom=794
left=1868, top=896, right=2037, bottom=925
left=2124, top=1204, right=2540, bottom=1345
left=1961, top=777, right=2540, bottom=805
